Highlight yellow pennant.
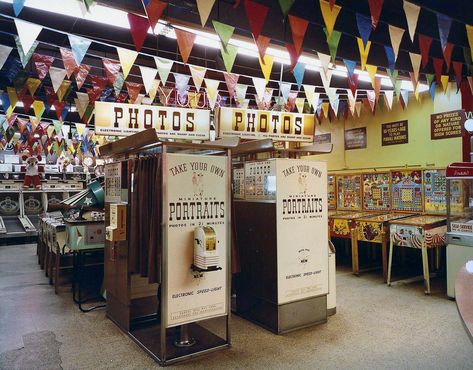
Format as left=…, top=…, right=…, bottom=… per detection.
left=366, top=64, right=377, bottom=89
left=319, top=0, right=341, bottom=37
left=75, top=122, right=86, bottom=137
left=357, top=37, right=371, bottom=71
left=57, top=80, right=72, bottom=102
left=32, top=100, right=45, bottom=120
left=188, top=92, right=202, bottom=108
left=117, top=47, right=138, bottom=79
left=47, top=125, right=55, bottom=138
left=148, top=79, right=160, bottom=102
left=441, top=75, right=449, bottom=93
left=295, top=97, right=305, bottom=113
left=196, top=0, right=216, bottom=27
left=258, top=54, right=274, bottom=83
left=7, top=87, right=18, bottom=109
left=204, top=78, right=220, bottom=109
left=321, top=101, right=330, bottom=118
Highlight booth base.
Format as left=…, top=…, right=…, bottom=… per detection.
left=235, top=295, right=327, bottom=334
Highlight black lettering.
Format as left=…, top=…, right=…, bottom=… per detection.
left=144, top=109, right=153, bottom=129
left=294, top=117, right=302, bottom=135
left=172, top=112, right=181, bottom=131
left=246, top=113, right=256, bottom=132
left=186, top=112, right=194, bottom=131
left=234, top=112, right=243, bottom=130
left=128, top=108, right=139, bottom=129
left=259, top=113, right=268, bottom=132
left=113, top=107, right=123, bottom=128
left=283, top=116, right=291, bottom=134
left=158, top=110, right=167, bottom=130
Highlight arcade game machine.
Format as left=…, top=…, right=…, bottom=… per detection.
left=445, top=163, right=473, bottom=298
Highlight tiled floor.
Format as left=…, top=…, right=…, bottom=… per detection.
left=1, top=244, right=472, bottom=369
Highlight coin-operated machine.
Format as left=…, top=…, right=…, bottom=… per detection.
left=193, top=226, right=220, bottom=271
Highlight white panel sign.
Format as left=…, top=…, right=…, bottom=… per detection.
left=104, top=162, right=122, bottom=203
left=165, top=154, right=228, bottom=327
left=276, top=159, right=328, bottom=304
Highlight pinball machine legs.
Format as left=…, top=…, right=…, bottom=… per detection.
left=421, top=243, right=431, bottom=295
left=381, top=236, right=388, bottom=283
left=387, top=238, right=394, bottom=287
left=351, top=229, right=359, bottom=276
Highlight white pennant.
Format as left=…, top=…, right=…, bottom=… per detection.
left=303, top=85, right=315, bottom=108
left=117, top=47, right=138, bottom=79
left=311, top=92, right=320, bottom=112
left=235, top=84, right=248, bottom=102
left=279, top=82, right=292, bottom=103
left=239, top=98, right=250, bottom=109
left=139, top=66, right=158, bottom=94
left=384, top=90, right=394, bottom=110
left=317, top=52, right=332, bottom=79
left=154, top=57, right=174, bottom=85
left=204, top=78, right=220, bottom=109
left=189, top=65, right=207, bottom=91
left=14, top=19, right=42, bottom=55
left=252, top=77, right=267, bottom=102
left=295, top=98, right=305, bottom=113
left=347, top=89, right=356, bottom=115
left=403, top=1, right=420, bottom=42
left=320, top=69, right=333, bottom=95
left=49, top=67, right=67, bottom=93
left=367, top=90, right=376, bottom=112
left=148, top=79, right=161, bottom=101
left=327, top=88, right=339, bottom=113
left=388, top=25, right=405, bottom=61
left=355, top=101, right=362, bottom=117
left=409, top=52, right=422, bottom=85
left=0, top=45, right=13, bottom=70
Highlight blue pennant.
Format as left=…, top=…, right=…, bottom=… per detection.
left=293, top=62, right=306, bottom=90
left=68, top=34, right=92, bottom=65
left=436, top=13, right=452, bottom=51
left=429, top=81, right=436, bottom=101
left=13, top=0, right=25, bottom=16
left=384, top=46, right=396, bottom=74
left=343, top=59, right=356, bottom=79
left=356, top=13, right=372, bottom=47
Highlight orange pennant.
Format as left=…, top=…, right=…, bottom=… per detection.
left=174, top=28, right=196, bottom=64
left=288, top=15, right=309, bottom=56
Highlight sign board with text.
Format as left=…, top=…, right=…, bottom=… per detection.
left=381, top=120, right=409, bottom=146
left=314, top=133, right=332, bottom=144
left=345, top=127, right=367, bottom=150
left=217, top=107, right=315, bottom=142
left=95, top=101, right=210, bottom=139
left=431, top=110, right=464, bottom=140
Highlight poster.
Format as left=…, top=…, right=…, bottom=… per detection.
left=391, top=169, right=423, bottom=212
left=381, top=120, right=408, bottom=146
left=327, top=175, right=336, bottom=210
left=218, top=107, right=315, bottom=142
left=165, top=154, right=228, bottom=328
left=244, top=160, right=276, bottom=200
left=423, top=169, right=464, bottom=214
left=431, top=110, right=464, bottom=140
left=232, top=166, right=245, bottom=199
left=336, top=174, right=362, bottom=210
left=94, top=101, right=210, bottom=139
left=344, top=127, right=367, bottom=150
left=362, top=172, right=391, bottom=211
left=104, top=162, right=122, bottom=203
left=314, top=133, right=332, bottom=144
left=276, top=159, right=328, bottom=304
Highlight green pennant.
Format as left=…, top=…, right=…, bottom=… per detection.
left=53, top=120, right=63, bottom=135
left=425, top=73, right=435, bottom=87
left=279, top=0, right=295, bottom=16
left=221, top=44, right=238, bottom=73
left=84, top=0, right=95, bottom=10
left=114, top=72, right=125, bottom=96
left=323, top=28, right=342, bottom=64
left=14, top=35, right=38, bottom=68
left=83, top=105, right=94, bottom=124
left=387, top=68, right=398, bottom=89
left=62, top=84, right=73, bottom=102
left=394, top=80, right=402, bottom=97
left=212, top=21, right=235, bottom=50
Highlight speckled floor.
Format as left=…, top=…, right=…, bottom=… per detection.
left=1, top=244, right=472, bottom=369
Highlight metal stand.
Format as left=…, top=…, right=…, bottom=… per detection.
left=173, top=325, right=196, bottom=348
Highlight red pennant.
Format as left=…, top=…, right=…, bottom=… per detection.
left=243, top=0, right=269, bottom=40
left=146, top=0, right=167, bottom=31
left=433, top=57, right=444, bottom=85
left=90, top=75, right=108, bottom=91
left=288, top=15, right=309, bottom=56
left=7, top=114, right=17, bottom=128
left=126, top=82, right=143, bottom=103
left=17, top=85, right=28, bottom=100
left=16, top=117, right=28, bottom=133
left=442, top=42, right=454, bottom=71
left=255, top=35, right=271, bottom=62
left=103, top=59, right=121, bottom=85
left=223, top=72, right=239, bottom=98
left=116, top=91, right=128, bottom=103
left=86, top=86, right=102, bottom=105
left=368, top=0, right=383, bottom=30
left=74, top=64, right=91, bottom=90
left=409, top=72, right=418, bottom=91
left=22, top=95, right=33, bottom=114
left=127, top=12, right=150, bottom=51
left=60, top=47, right=78, bottom=78
left=174, top=28, right=196, bottom=64
left=43, top=86, right=58, bottom=107
left=53, top=101, right=66, bottom=120
left=418, top=34, right=432, bottom=69
left=348, top=73, right=359, bottom=96
left=285, top=43, right=300, bottom=71
left=452, top=61, right=463, bottom=90
left=32, top=53, right=54, bottom=80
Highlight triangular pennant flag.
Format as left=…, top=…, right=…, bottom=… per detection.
left=384, top=90, right=394, bottom=110
left=347, top=89, right=356, bottom=114
left=466, top=25, right=473, bottom=61
left=126, top=82, right=143, bottom=103
left=320, top=69, right=332, bottom=93
left=59, top=48, right=78, bottom=78
left=146, top=0, right=168, bottom=31
left=32, top=53, right=54, bottom=80
left=279, top=0, right=295, bottom=17
left=196, top=0, right=216, bottom=27
left=400, top=89, right=409, bottom=108
left=409, top=52, right=421, bottom=84
left=32, top=100, right=45, bottom=120
left=127, top=13, right=149, bottom=51
left=463, top=47, right=472, bottom=67
left=318, top=52, right=332, bottom=78
left=244, top=0, right=268, bottom=40
left=366, top=64, right=377, bottom=88
left=357, top=38, right=371, bottom=71
left=14, top=36, right=38, bottom=68
left=26, top=78, right=41, bottom=96
left=53, top=101, right=68, bottom=121
left=0, top=45, right=13, bottom=70
left=303, top=85, right=315, bottom=107
left=324, top=29, right=342, bottom=64
left=295, top=97, right=305, bottom=113
left=7, top=87, right=18, bottom=110
left=288, top=15, right=309, bottom=56
left=22, top=95, right=33, bottom=114
left=139, top=66, right=158, bottom=93
left=57, top=80, right=72, bottom=102
left=117, top=47, right=138, bottom=79
left=355, top=101, right=362, bottom=117
left=384, top=46, right=396, bottom=74
left=433, top=57, right=444, bottom=85
left=418, top=34, right=433, bottom=69
left=409, top=72, right=418, bottom=91
left=453, top=61, right=463, bottom=90
left=437, top=13, right=452, bottom=51
left=366, top=90, right=376, bottom=112
left=348, top=73, right=359, bottom=96
left=174, top=28, right=196, bottom=64
left=204, top=78, right=220, bottom=109
left=394, top=80, right=402, bottom=97
left=189, top=65, right=206, bottom=91
left=256, top=35, right=271, bottom=64
left=74, top=64, right=90, bottom=90
left=343, top=59, right=356, bottom=79
left=403, top=1, right=420, bottom=42
left=327, top=88, right=339, bottom=113
left=47, top=124, right=55, bottom=138
left=429, top=81, right=436, bottom=101
left=221, top=44, right=238, bottom=73
left=440, top=75, right=449, bottom=93
left=13, top=0, right=25, bottom=16
left=368, top=0, right=384, bottom=30
left=285, top=43, right=300, bottom=71
left=468, top=76, right=473, bottom=95
left=213, top=21, right=234, bottom=49
left=68, top=34, right=91, bottom=65
left=388, top=25, right=404, bottom=61
left=173, top=73, right=190, bottom=100
left=258, top=54, right=274, bottom=83
left=44, top=85, right=57, bottom=108
left=188, top=92, right=202, bottom=109
left=235, top=84, right=248, bottom=102
left=374, top=77, right=381, bottom=101
left=148, top=79, right=160, bottom=101
left=14, top=19, right=42, bottom=56
left=75, top=122, right=86, bottom=137
left=442, top=42, right=454, bottom=70
left=320, top=0, right=341, bottom=37
left=356, top=13, right=372, bottom=47
left=154, top=57, right=173, bottom=85
left=279, top=82, right=292, bottom=103
left=252, top=77, right=267, bottom=102
left=293, top=62, right=305, bottom=90
left=49, top=67, right=67, bottom=93
left=426, top=73, right=435, bottom=87
left=220, top=72, right=237, bottom=102
left=321, top=102, right=330, bottom=119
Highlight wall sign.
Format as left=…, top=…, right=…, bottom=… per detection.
left=94, top=101, right=210, bottom=139
left=104, top=162, right=122, bottom=203
left=344, top=127, right=367, bottom=150
left=430, top=110, right=465, bottom=140
left=381, top=120, right=408, bottom=146
left=314, top=133, right=332, bottom=144
left=165, top=154, right=228, bottom=328
left=217, top=107, right=315, bottom=142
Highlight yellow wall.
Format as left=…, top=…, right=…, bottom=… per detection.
left=310, top=84, right=462, bottom=172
